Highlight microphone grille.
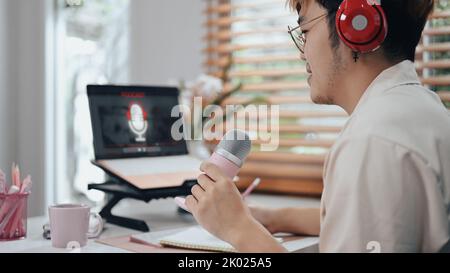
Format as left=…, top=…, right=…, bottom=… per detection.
left=217, top=130, right=252, bottom=161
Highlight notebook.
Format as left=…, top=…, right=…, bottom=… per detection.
left=133, top=226, right=283, bottom=253
left=131, top=226, right=319, bottom=253
left=158, top=227, right=238, bottom=253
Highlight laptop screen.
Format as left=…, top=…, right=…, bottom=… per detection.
left=87, top=85, right=188, bottom=160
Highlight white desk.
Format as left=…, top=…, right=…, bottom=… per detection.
left=0, top=194, right=320, bottom=253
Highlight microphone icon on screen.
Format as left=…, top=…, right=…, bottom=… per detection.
left=127, top=103, right=148, bottom=142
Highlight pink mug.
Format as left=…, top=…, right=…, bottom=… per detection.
left=48, top=204, right=103, bottom=248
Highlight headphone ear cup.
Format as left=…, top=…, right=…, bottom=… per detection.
left=336, top=0, right=388, bottom=53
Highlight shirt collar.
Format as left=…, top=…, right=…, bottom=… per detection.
left=350, top=60, right=422, bottom=118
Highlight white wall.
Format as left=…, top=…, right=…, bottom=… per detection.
left=129, top=0, right=206, bottom=85
left=16, top=0, right=53, bottom=217
left=0, top=0, right=17, bottom=177
left=0, top=0, right=51, bottom=217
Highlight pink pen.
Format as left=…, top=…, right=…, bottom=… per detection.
left=20, top=176, right=32, bottom=193
left=242, top=178, right=261, bottom=199
left=0, top=170, right=6, bottom=194
left=11, top=163, right=15, bottom=188
left=15, top=164, right=21, bottom=188
left=11, top=163, right=19, bottom=187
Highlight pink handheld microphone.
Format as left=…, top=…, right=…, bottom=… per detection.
left=175, top=129, right=252, bottom=211
left=208, top=129, right=252, bottom=179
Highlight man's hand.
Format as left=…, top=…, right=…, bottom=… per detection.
left=252, top=206, right=322, bottom=237
left=185, top=162, right=286, bottom=252
left=185, top=162, right=252, bottom=244
left=248, top=205, right=279, bottom=234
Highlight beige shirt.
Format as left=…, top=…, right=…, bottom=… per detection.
left=320, top=60, right=450, bottom=253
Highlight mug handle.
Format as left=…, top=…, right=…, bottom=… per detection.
left=87, top=212, right=104, bottom=239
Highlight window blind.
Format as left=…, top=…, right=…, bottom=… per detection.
left=204, top=0, right=450, bottom=196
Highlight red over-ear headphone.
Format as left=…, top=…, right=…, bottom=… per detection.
left=336, top=0, right=388, bottom=53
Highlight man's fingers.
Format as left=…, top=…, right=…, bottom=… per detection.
left=185, top=195, right=197, bottom=212
left=191, top=184, right=205, bottom=201
left=197, top=174, right=214, bottom=191
left=200, top=162, right=225, bottom=181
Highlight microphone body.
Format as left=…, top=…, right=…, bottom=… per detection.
left=175, top=129, right=251, bottom=212
left=207, top=129, right=251, bottom=179
left=208, top=152, right=240, bottom=179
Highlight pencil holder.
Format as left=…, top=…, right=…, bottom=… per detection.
left=0, top=193, right=29, bottom=241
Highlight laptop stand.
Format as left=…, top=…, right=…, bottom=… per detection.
left=88, top=179, right=197, bottom=232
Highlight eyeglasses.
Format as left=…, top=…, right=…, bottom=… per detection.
left=288, top=13, right=327, bottom=54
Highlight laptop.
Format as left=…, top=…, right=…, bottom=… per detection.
left=87, top=85, right=202, bottom=190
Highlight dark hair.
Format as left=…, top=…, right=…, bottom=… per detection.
left=290, top=0, right=435, bottom=62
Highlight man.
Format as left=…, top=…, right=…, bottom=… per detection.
left=185, top=0, right=450, bottom=252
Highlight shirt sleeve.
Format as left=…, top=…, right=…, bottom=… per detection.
left=319, top=136, right=449, bottom=253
